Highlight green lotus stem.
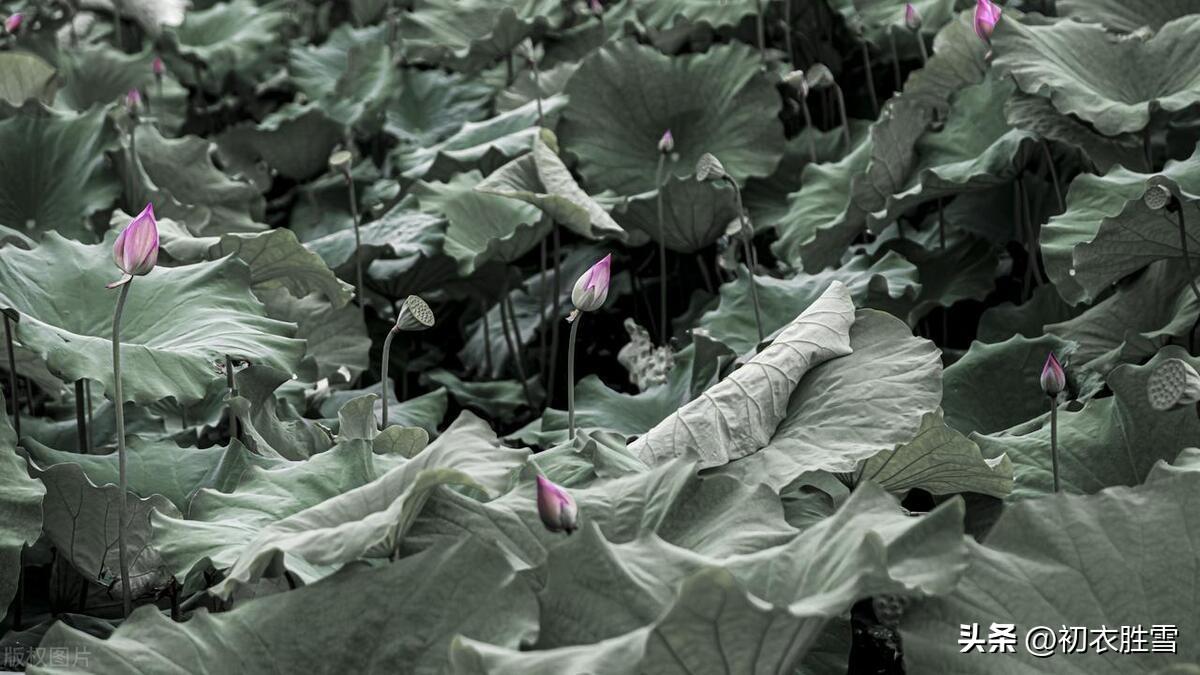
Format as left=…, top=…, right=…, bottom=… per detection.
left=113, top=0, right=125, bottom=51
left=567, top=315, right=580, bottom=440
left=480, top=299, right=494, bottom=376
left=225, top=354, right=238, bottom=441
left=111, top=280, right=133, bottom=618
left=2, top=312, right=19, bottom=440
left=938, top=198, right=945, bottom=250
left=754, top=0, right=765, bottom=62
left=84, top=380, right=93, bottom=453
left=888, top=31, right=902, bottom=90
left=539, top=239, right=548, bottom=379
left=834, top=84, right=852, bottom=154
left=1018, top=175, right=1047, bottom=289
left=499, top=290, right=535, bottom=410
left=860, top=42, right=879, bottom=117
left=548, top=228, right=562, bottom=405
left=655, top=154, right=668, bottom=345
left=343, top=167, right=365, bottom=322
left=1143, top=127, right=1153, bottom=172
left=799, top=98, right=818, bottom=163
left=1173, top=199, right=1200, bottom=353
left=783, top=1, right=794, bottom=62
left=506, top=53, right=514, bottom=85
left=696, top=253, right=714, bottom=293
left=724, top=176, right=765, bottom=343
left=1041, top=140, right=1064, bottom=212
left=1049, top=397, right=1059, bottom=492
left=914, top=29, right=928, bottom=64
left=380, top=325, right=399, bottom=429
left=75, top=379, right=87, bottom=454
left=531, top=56, right=544, bottom=127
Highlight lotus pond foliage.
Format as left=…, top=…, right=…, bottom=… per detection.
left=0, top=0, right=1198, bottom=673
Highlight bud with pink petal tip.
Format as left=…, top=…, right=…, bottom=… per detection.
left=1040, top=352, right=1065, bottom=396
left=152, top=56, right=165, bottom=77
left=4, top=13, right=22, bottom=34
left=108, top=204, right=159, bottom=288
left=657, top=129, right=674, bottom=154
left=904, top=3, right=922, bottom=31
left=536, top=475, right=579, bottom=534
left=589, top=0, right=602, bottom=15
left=974, top=0, right=1001, bottom=44
left=571, top=253, right=611, bottom=313
left=124, top=88, right=142, bottom=115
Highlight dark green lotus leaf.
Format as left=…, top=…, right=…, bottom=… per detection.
left=288, top=24, right=394, bottom=132
left=451, top=482, right=966, bottom=673
left=974, top=348, right=1200, bottom=500
left=866, top=227, right=999, bottom=326
left=53, top=45, right=187, bottom=134
left=1041, top=149, right=1200, bottom=305
left=723, top=309, right=942, bottom=490
left=634, top=0, right=759, bottom=32
left=423, top=368, right=541, bottom=422
left=614, top=176, right=738, bottom=253
left=943, top=334, right=1078, bottom=436
left=0, top=106, right=118, bottom=242
left=257, top=288, right=369, bottom=383
left=217, top=102, right=343, bottom=181
left=698, top=252, right=921, bottom=353
left=899, top=10, right=990, bottom=116
left=1005, top=92, right=1143, bottom=174
left=229, top=366, right=333, bottom=460
left=478, top=128, right=627, bottom=242
left=166, top=0, right=287, bottom=84
left=0, top=234, right=304, bottom=405
left=496, top=61, right=579, bottom=113
left=832, top=0, right=957, bottom=48
left=992, top=14, right=1200, bottom=136
left=30, top=539, right=537, bottom=675
left=1057, top=0, right=1200, bottom=32
left=0, top=52, right=59, bottom=106
left=385, top=68, right=491, bottom=148
left=560, top=40, right=784, bottom=195
left=397, top=0, right=560, bottom=73
left=317, top=385, right=448, bottom=439
left=0, top=391, right=44, bottom=615
left=304, top=202, right=445, bottom=285
left=410, top=169, right=549, bottom=275
left=83, top=0, right=188, bottom=35
left=976, top=285, right=1083, bottom=343
left=902, top=457, right=1200, bottom=673
left=397, top=97, right=565, bottom=182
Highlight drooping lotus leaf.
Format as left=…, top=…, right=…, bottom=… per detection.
left=451, top=482, right=967, bottom=673
left=613, top=176, right=738, bottom=253
left=53, top=45, right=188, bottom=134
left=0, top=106, right=118, bottom=242
left=973, top=348, right=1200, bottom=500
left=0, top=52, right=59, bottom=106
left=1041, top=149, right=1200, bottom=305
left=0, top=234, right=305, bottom=405
left=1005, top=92, right=1143, bottom=174
left=477, top=128, right=627, bottom=241
left=866, top=227, right=1000, bottom=326
left=166, top=0, right=287, bottom=84
left=288, top=24, right=394, bottom=132
left=30, top=539, right=538, bottom=675
left=698, top=252, right=921, bottom=353
left=856, top=411, right=1012, bottom=499
left=902, top=457, right=1200, bottom=672
left=317, top=385, right=448, bottom=439
left=410, top=169, right=549, bottom=275
left=942, top=334, right=1078, bottom=436
left=397, top=97, right=565, bottom=182
left=559, top=40, right=784, bottom=195
left=723, top=309, right=942, bottom=490
left=992, top=14, right=1200, bottom=136
left=1057, top=0, right=1200, bottom=32
left=80, top=0, right=188, bottom=35
left=216, top=103, right=343, bottom=181
left=397, top=0, right=561, bottom=73
left=384, top=68, right=491, bottom=148
left=976, top=285, right=1083, bottom=344
left=229, top=366, right=333, bottom=460
left=257, top=289, right=370, bottom=382
left=627, top=282, right=855, bottom=469
left=0, top=390, right=44, bottom=615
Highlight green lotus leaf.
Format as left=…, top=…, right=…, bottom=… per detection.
left=477, top=128, right=627, bottom=242
left=217, top=103, right=343, bottom=181
left=410, top=169, right=549, bottom=275
left=992, top=14, right=1200, bottom=136
left=1005, top=92, right=1143, bottom=173
left=633, top=0, right=759, bottom=32
left=30, top=539, right=537, bottom=675
left=229, top=366, right=333, bottom=460
left=397, top=0, right=560, bottom=73
left=257, top=288, right=370, bottom=383
left=628, top=282, right=855, bottom=469
left=82, top=0, right=188, bottom=35
left=856, top=410, right=1012, bottom=498
left=288, top=24, right=395, bottom=132
left=304, top=203, right=445, bottom=284
left=723, top=309, right=942, bottom=490
left=1057, top=0, right=1200, bottom=32
left=902, top=456, right=1200, bottom=673
left=496, top=61, right=579, bottom=113
left=384, top=68, right=491, bottom=148
left=53, top=45, right=187, bottom=134
left=423, top=368, right=540, bottom=422
left=976, top=285, right=1082, bottom=343
left=559, top=40, right=784, bottom=195
left=0, top=234, right=305, bottom=405
left=167, top=0, right=287, bottom=84
left=397, top=97, right=565, bottom=182
left=832, top=0, right=957, bottom=47
left=942, top=334, right=1078, bottom=436
left=0, top=106, right=118, bottom=242
left=698, top=252, right=921, bottom=353
left=614, top=176, right=738, bottom=253
left=974, top=348, right=1200, bottom=500
left=1041, top=149, right=1200, bottom=305
left=0, top=52, right=59, bottom=106
left=0, top=390, right=44, bottom=614
left=317, top=385, right=448, bottom=439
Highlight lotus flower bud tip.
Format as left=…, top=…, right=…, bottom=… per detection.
left=109, top=203, right=159, bottom=287
left=4, top=13, right=21, bottom=33
left=125, top=88, right=142, bottom=113
left=571, top=254, right=612, bottom=313
left=974, top=0, right=1001, bottom=44
left=536, top=475, right=579, bottom=534
left=1040, top=352, right=1066, bottom=396
left=905, top=3, right=922, bottom=31
left=152, top=56, right=165, bottom=77
left=590, top=0, right=602, bottom=15
left=658, top=129, right=674, bottom=154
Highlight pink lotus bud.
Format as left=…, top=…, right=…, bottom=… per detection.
left=536, top=475, right=578, bottom=534
left=657, top=129, right=674, bottom=154
left=108, top=203, right=159, bottom=288
left=590, top=0, right=603, bottom=15
left=152, top=56, right=165, bottom=77
left=124, top=88, right=142, bottom=114
left=571, top=253, right=611, bottom=313
left=974, top=0, right=1001, bottom=44
left=1040, top=352, right=1065, bottom=396
left=904, top=3, right=922, bottom=31
left=4, top=13, right=22, bottom=34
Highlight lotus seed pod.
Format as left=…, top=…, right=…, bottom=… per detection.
left=1146, top=358, right=1200, bottom=411
left=783, top=69, right=809, bottom=98
left=694, top=153, right=726, bottom=182
left=328, top=150, right=352, bottom=172
left=1143, top=183, right=1171, bottom=210
left=395, top=295, right=435, bottom=331
left=872, top=594, right=913, bottom=629
left=805, top=63, right=836, bottom=91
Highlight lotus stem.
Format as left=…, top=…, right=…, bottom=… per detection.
left=480, top=299, right=494, bottom=376
left=1041, top=140, right=1064, bottom=212
left=914, top=29, right=928, bottom=65
left=531, top=57, right=544, bottom=127
left=539, top=239, right=548, bottom=383
left=888, top=31, right=902, bottom=91
left=754, top=0, right=766, bottom=62
left=655, top=154, right=669, bottom=345
left=1049, top=397, right=1059, bottom=492
left=548, top=228, right=562, bottom=405
left=342, top=166, right=365, bottom=322
left=834, top=84, right=852, bottom=154
left=783, top=0, right=794, bottom=63
left=1173, top=199, right=1200, bottom=353
left=696, top=253, right=714, bottom=293
left=799, top=98, right=818, bottom=163
left=499, top=288, right=535, bottom=410
left=111, top=280, right=133, bottom=617
left=75, top=379, right=87, bottom=454
left=380, top=325, right=398, bottom=429
left=1019, top=175, right=1047, bottom=288
left=225, top=354, right=238, bottom=442
left=566, top=315, right=580, bottom=440
left=113, top=0, right=125, bottom=51
left=506, top=53, right=514, bottom=85
left=84, top=380, right=93, bottom=453
left=860, top=42, right=879, bottom=117
left=724, top=176, right=765, bottom=343
left=1143, top=126, right=1153, bottom=172
left=937, top=198, right=945, bottom=250
left=3, top=312, right=19, bottom=440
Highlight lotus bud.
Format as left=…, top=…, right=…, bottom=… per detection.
left=783, top=69, right=809, bottom=98
left=395, top=295, right=435, bottom=332
left=657, top=129, right=674, bottom=154
left=1143, top=183, right=1171, bottom=211
left=571, top=253, right=612, bottom=314
left=328, top=149, right=352, bottom=174
left=974, top=0, right=1001, bottom=44
left=694, top=153, right=727, bottom=182
left=124, top=88, right=142, bottom=115
left=4, top=13, right=21, bottom=34
left=1040, top=352, right=1066, bottom=397
left=1147, top=358, right=1200, bottom=411
left=904, top=3, right=922, bottom=31
left=536, top=475, right=578, bottom=534
left=590, top=0, right=603, bottom=15
left=108, top=203, right=159, bottom=288
left=152, top=56, right=165, bottom=78
left=805, top=63, right=836, bottom=90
